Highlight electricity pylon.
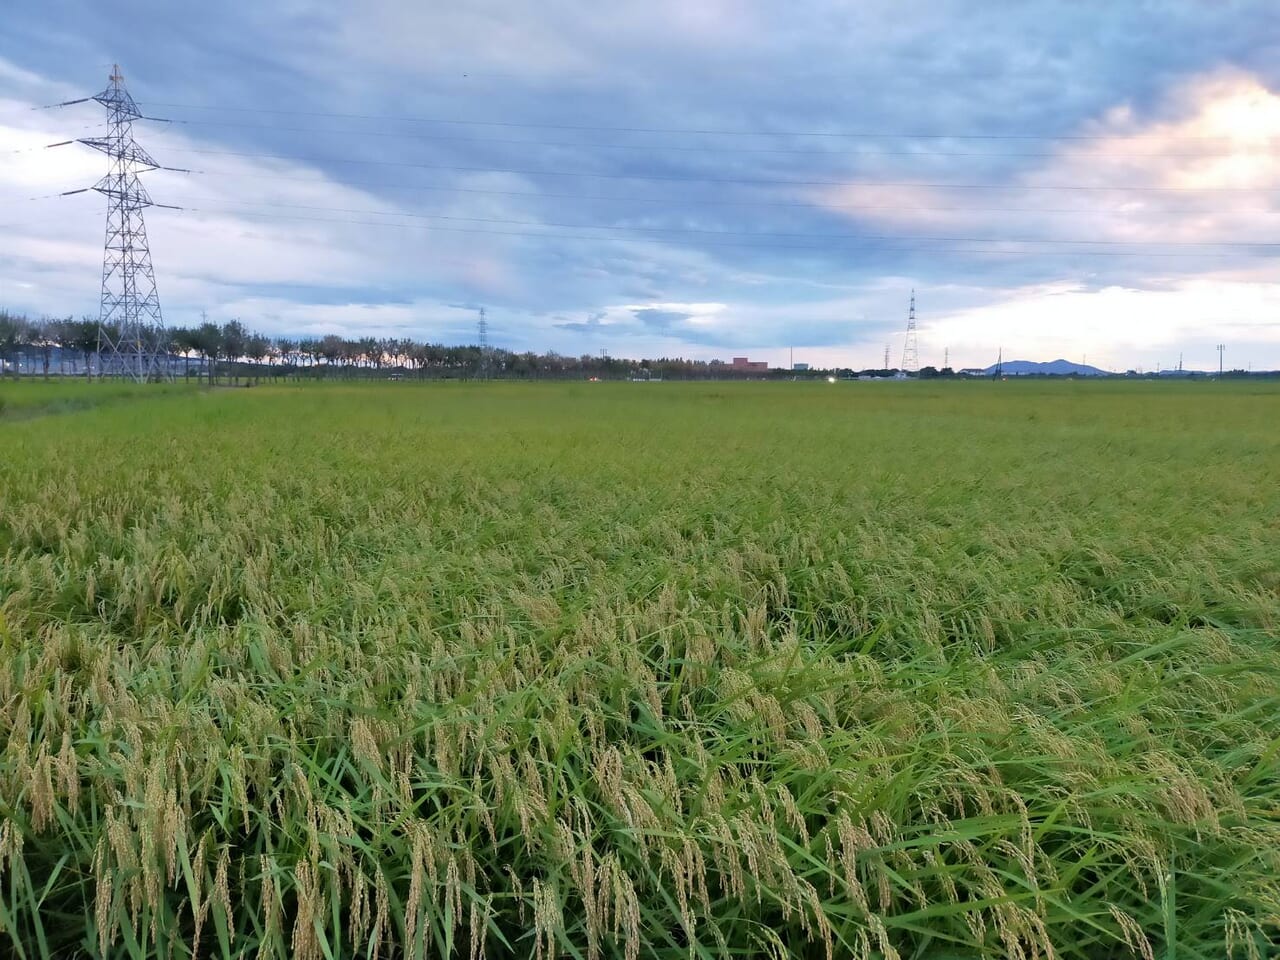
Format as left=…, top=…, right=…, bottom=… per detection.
left=54, top=65, right=179, bottom=381
left=901, top=290, right=919, bottom=374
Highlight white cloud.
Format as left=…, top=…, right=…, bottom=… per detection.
left=0, top=72, right=531, bottom=329
left=811, top=69, right=1280, bottom=247
left=917, top=279, right=1280, bottom=371
left=798, top=69, right=1280, bottom=369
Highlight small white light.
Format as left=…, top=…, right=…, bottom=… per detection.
left=827, top=376, right=836, bottom=383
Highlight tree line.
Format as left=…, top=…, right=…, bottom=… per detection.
left=8, top=309, right=1274, bottom=384
left=0, top=309, right=861, bottom=382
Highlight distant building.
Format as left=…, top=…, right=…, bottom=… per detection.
left=730, top=356, right=769, bottom=373
left=792, top=362, right=810, bottom=372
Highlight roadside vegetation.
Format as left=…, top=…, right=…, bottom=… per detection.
left=1, top=381, right=1277, bottom=958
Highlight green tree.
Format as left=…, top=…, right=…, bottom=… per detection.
left=359, top=336, right=382, bottom=372
left=319, top=335, right=345, bottom=376
left=197, top=321, right=221, bottom=385
left=47, top=317, right=70, bottom=375
left=220, top=320, right=247, bottom=384
left=169, top=326, right=200, bottom=381
left=67, top=318, right=101, bottom=379
left=0, top=311, right=29, bottom=378
left=245, top=334, right=270, bottom=383
left=272, top=337, right=295, bottom=379
left=30, top=317, right=62, bottom=379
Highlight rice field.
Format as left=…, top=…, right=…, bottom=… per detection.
left=1, top=379, right=1278, bottom=959
left=0, top=379, right=195, bottom=420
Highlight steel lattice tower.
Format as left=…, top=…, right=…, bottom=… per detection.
left=901, top=289, right=919, bottom=374
left=76, top=66, right=172, bottom=381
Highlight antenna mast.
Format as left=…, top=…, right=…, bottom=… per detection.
left=71, top=65, right=175, bottom=381
left=900, top=290, right=919, bottom=374
left=477, top=307, right=489, bottom=379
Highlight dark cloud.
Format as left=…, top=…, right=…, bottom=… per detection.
left=553, top=311, right=607, bottom=332
left=633, top=308, right=690, bottom=329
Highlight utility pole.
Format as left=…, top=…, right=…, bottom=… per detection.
left=1217, top=343, right=1225, bottom=376
left=53, top=65, right=181, bottom=382
left=200, top=309, right=213, bottom=385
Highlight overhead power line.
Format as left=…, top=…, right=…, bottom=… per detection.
left=179, top=197, right=1280, bottom=248
left=138, top=167, right=1272, bottom=214
left=140, top=100, right=1275, bottom=144
left=15, top=180, right=1276, bottom=252
left=18, top=84, right=1280, bottom=275
left=162, top=147, right=1276, bottom=192
left=16, top=189, right=1277, bottom=251
left=16, top=178, right=1271, bottom=221
left=11, top=190, right=1267, bottom=259
left=178, top=206, right=1267, bottom=258
left=149, top=116, right=1266, bottom=161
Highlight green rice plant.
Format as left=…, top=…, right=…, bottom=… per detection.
left=0, top=379, right=195, bottom=421
left=0, top=380, right=1278, bottom=958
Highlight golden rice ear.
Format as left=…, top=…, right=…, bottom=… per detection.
left=291, top=857, right=323, bottom=960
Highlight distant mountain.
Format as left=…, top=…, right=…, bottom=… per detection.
left=981, top=359, right=1111, bottom=377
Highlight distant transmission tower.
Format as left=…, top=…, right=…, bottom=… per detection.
left=883, top=344, right=890, bottom=370
left=900, top=290, right=919, bottom=374
left=1217, top=343, right=1225, bottom=376
left=477, top=307, right=489, bottom=379
left=55, top=66, right=180, bottom=381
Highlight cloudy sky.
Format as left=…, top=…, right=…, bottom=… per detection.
left=2, top=1, right=1279, bottom=370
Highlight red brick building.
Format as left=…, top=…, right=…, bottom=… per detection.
left=730, top=356, right=769, bottom=373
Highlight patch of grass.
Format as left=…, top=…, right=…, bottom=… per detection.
left=0, top=379, right=198, bottom=421
left=0, top=380, right=1278, bottom=958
